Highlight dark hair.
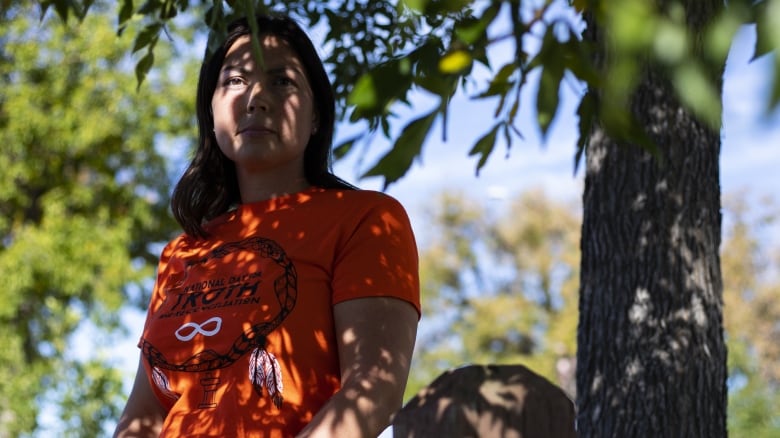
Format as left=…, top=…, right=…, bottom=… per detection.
left=171, top=14, right=355, bottom=238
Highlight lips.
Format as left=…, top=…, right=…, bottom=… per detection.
left=238, top=125, right=275, bottom=136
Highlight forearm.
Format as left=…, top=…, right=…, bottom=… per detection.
left=300, top=297, right=418, bottom=437
left=113, top=415, right=164, bottom=438
left=114, top=359, right=167, bottom=438
left=296, top=372, right=403, bottom=438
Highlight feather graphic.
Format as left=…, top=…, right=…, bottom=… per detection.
left=151, top=366, right=180, bottom=401
left=249, top=348, right=284, bottom=408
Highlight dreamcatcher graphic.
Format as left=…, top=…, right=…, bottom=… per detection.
left=141, top=237, right=297, bottom=409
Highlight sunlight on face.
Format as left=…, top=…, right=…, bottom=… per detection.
left=211, top=34, right=317, bottom=177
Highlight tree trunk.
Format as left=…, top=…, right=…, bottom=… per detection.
left=576, top=2, right=728, bottom=437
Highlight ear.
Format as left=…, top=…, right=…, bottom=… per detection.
left=311, top=111, right=319, bottom=135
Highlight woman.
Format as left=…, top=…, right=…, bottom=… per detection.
left=114, top=14, right=420, bottom=438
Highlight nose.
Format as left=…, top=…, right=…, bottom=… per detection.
left=247, top=82, right=270, bottom=113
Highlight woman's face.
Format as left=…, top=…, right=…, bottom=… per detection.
left=211, top=34, right=317, bottom=176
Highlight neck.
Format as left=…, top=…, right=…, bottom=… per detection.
left=235, top=165, right=311, bottom=204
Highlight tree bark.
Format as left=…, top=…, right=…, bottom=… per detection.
left=576, top=2, right=728, bottom=437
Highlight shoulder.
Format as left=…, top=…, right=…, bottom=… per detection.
left=316, top=188, right=408, bottom=212
left=158, top=228, right=212, bottom=259
left=313, top=189, right=413, bottom=230
left=320, top=190, right=417, bottom=245
left=155, top=234, right=188, bottom=264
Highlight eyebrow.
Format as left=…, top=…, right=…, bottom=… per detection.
left=219, top=64, right=305, bottom=77
left=220, top=65, right=250, bottom=75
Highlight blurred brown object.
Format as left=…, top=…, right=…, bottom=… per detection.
left=393, top=364, right=576, bottom=438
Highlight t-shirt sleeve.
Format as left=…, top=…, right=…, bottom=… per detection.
left=138, top=237, right=185, bottom=345
left=136, top=238, right=188, bottom=410
left=331, top=194, right=421, bottom=318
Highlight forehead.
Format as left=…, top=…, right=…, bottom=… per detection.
left=222, top=34, right=303, bottom=69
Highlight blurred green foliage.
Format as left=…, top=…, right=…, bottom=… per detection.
left=408, top=190, right=580, bottom=399
left=0, top=4, right=197, bottom=435
left=412, top=189, right=780, bottom=437
left=721, top=193, right=780, bottom=437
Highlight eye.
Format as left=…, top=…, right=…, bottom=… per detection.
left=222, top=76, right=246, bottom=88
left=272, top=76, right=296, bottom=87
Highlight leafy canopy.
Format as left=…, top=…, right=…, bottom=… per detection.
left=0, top=4, right=197, bottom=435
left=28, top=0, right=780, bottom=187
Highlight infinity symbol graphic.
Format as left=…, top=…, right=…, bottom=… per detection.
left=175, top=316, right=223, bottom=341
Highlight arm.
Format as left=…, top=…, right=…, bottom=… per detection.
left=296, top=296, right=419, bottom=438
left=113, top=358, right=167, bottom=438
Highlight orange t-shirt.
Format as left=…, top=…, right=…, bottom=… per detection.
left=138, top=188, right=420, bottom=437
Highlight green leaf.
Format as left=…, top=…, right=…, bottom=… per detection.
left=117, top=0, right=134, bottom=34
left=411, top=38, right=444, bottom=76
left=528, top=24, right=559, bottom=71
left=160, top=0, right=177, bottom=19
left=502, top=123, right=514, bottom=155
left=135, top=50, right=154, bottom=89
left=401, top=0, right=428, bottom=13
left=574, top=90, right=596, bottom=175
left=54, top=0, right=70, bottom=22
left=84, top=0, right=97, bottom=17
left=468, top=123, right=500, bottom=175
left=702, top=14, right=740, bottom=66
left=454, top=4, right=500, bottom=45
left=333, top=135, right=361, bottom=160
left=348, top=73, right=378, bottom=109
left=381, top=116, right=391, bottom=137
left=439, top=50, right=472, bottom=74
left=759, top=0, right=780, bottom=109
left=771, top=55, right=780, bottom=110
left=601, top=107, right=659, bottom=159
left=507, top=92, right=521, bottom=125
left=39, top=2, right=51, bottom=21
left=425, top=0, right=472, bottom=15
left=751, top=0, right=774, bottom=61
left=348, top=62, right=413, bottom=119
left=132, top=23, right=161, bottom=54
left=415, top=75, right=456, bottom=97
left=138, top=0, right=162, bottom=15
left=536, top=64, right=564, bottom=139
left=454, top=18, right=484, bottom=45
left=475, top=62, right=517, bottom=99
left=561, top=34, right=600, bottom=86
left=362, top=109, right=438, bottom=189
left=673, top=62, right=722, bottom=128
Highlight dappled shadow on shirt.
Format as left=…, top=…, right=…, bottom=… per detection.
left=140, top=188, right=419, bottom=436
